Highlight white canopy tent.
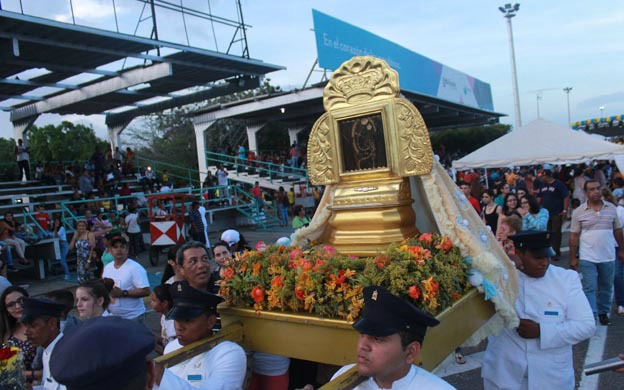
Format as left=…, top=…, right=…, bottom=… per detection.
left=452, top=119, right=624, bottom=170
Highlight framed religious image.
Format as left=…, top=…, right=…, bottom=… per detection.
left=336, top=111, right=389, bottom=174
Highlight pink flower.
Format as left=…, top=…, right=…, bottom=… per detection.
left=418, top=233, right=433, bottom=244
left=255, top=241, right=267, bottom=253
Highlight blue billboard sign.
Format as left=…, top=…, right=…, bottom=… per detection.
left=312, top=10, right=494, bottom=111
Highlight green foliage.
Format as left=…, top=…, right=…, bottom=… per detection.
left=127, top=106, right=199, bottom=171
left=430, top=124, right=510, bottom=156
left=0, top=138, right=19, bottom=180
left=27, top=121, right=108, bottom=162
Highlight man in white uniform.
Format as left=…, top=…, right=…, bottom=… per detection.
left=102, top=236, right=150, bottom=322
left=331, top=285, right=454, bottom=389
left=21, top=298, right=66, bottom=390
left=482, top=231, right=596, bottom=389
left=154, top=281, right=246, bottom=389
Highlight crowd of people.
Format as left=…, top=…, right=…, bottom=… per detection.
left=459, top=161, right=624, bottom=326
left=0, top=228, right=308, bottom=389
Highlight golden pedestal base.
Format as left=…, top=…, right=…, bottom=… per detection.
left=219, top=289, right=494, bottom=370
left=322, top=177, right=418, bottom=256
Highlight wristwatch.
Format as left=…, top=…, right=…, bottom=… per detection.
left=122, top=290, right=129, bottom=297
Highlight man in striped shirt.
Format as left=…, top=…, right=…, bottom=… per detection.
left=570, top=179, right=624, bottom=326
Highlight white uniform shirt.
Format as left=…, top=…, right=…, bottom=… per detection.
left=102, top=259, right=149, bottom=319
left=332, top=364, right=455, bottom=389
left=157, top=339, right=246, bottom=389
left=482, top=265, right=595, bottom=389
left=42, top=333, right=66, bottom=390
left=160, top=314, right=176, bottom=346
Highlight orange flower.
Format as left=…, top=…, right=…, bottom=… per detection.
left=423, top=276, right=439, bottom=294
left=418, top=233, right=433, bottom=244
left=408, top=285, right=421, bottom=300
left=223, top=268, right=236, bottom=280
left=250, top=286, right=265, bottom=303
left=407, top=246, right=432, bottom=261
left=299, top=260, right=313, bottom=272
left=374, top=255, right=390, bottom=269
left=271, top=276, right=284, bottom=288
left=436, top=236, right=453, bottom=253
left=252, top=262, right=262, bottom=276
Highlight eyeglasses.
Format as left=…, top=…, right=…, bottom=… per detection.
left=521, top=201, right=529, bottom=205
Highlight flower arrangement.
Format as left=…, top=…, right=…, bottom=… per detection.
left=0, top=345, right=26, bottom=390
left=219, top=233, right=469, bottom=321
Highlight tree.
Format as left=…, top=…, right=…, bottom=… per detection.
left=129, top=106, right=199, bottom=170
left=27, top=121, right=108, bottom=162
left=0, top=137, right=19, bottom=181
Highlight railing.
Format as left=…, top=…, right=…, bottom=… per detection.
left=206, top=151, right=309, bottom=185
left=134, top=156, right=203, bottom=189
left=1, top=161, right=282, bottom=233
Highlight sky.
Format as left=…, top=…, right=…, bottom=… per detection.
left=1, top=0, right=623, bottom=141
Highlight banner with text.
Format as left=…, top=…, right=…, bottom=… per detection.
left=312, top=9, right=494, bottom=111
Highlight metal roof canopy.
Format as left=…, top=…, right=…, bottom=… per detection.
left=0, top=10, right=284, bottom=129
left=192, top=83, right=504, bottom=131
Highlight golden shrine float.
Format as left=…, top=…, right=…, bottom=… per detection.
left=156, top=56, right=520, bottom=388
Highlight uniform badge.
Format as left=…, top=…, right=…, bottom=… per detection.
left=177, top=284, right=182, bottom=292
left=372, top=290, right=378, bottom=301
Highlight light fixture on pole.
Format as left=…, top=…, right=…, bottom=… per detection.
left=563, top=87, right=572, bottom=128
left=499, top=3, right=522, bottom=130
left=599, top=106, right=605, bottom=118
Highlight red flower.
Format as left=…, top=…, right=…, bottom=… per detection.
left=436, top=237, right=453, bottom=253
left=0, top=347, right=17, bottom=360
left=335, top=269, right=347, bottom=285
left=313, top=259, right=326, bottom=272
left=223, top=268, right=236, bottom=280
left=418, top=233, right=433, bottom=244
left=408, top=285, right=421, bottom=300
left=295, top=288, right=306, bottom=301
left=250, top=286, right=265, bottom=303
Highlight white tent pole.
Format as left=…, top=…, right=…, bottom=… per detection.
left=484, top=168, right=489, bottom=189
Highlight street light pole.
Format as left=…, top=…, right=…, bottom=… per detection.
left=563, top=87, right=572, bottom=127
left=499, top=3, right=522, bottom=130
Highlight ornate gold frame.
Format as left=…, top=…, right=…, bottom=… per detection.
left=306, top=56, right=434, bottom=255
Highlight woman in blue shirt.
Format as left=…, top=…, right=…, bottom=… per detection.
left=519, top=194, right=549, bottom=231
